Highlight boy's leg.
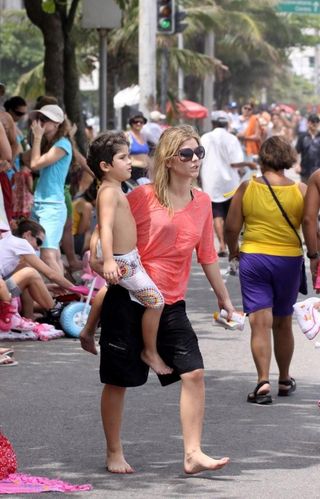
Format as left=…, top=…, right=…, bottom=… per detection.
left=180, top=369, right=230, bottom=474
left=80, top=286, right=107, bottom=355
left=101, top=384, right=134, bottom=473
left=140, top=307, right=173, bottom=375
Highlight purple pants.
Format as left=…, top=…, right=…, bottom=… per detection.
left=239, top=252, right=302, bottom=316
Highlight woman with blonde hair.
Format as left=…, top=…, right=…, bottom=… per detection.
left=81, top=124, right=233, bottom=474
left=29, top=104, right=74, bottom=274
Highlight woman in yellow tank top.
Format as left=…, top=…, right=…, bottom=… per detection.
left=225, top=136, right=307, bottom=405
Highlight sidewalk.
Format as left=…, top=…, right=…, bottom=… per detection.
left=2, top=258, right=320, bottom=498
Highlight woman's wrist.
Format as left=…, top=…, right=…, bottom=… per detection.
left=228, top=252, right=239, bottom=261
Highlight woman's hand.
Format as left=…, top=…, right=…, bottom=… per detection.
left=218, top=297, right=235, bottom=320
left=31, top=120, right=45, bottom=141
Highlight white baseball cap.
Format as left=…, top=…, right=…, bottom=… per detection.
left=211, top=110, right=229, bottom=123
left=150, top=110, right=166, bottom=122
left=30, top=104, right=65, bottom=124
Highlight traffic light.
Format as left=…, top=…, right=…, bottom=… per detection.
left=156, top=0, right=175, bottom=35
left=174, top=5, right=187, bottom=33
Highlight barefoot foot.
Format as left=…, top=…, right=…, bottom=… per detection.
left=184, top=450, right=230, bottom=474
left=141, top=350, right=173, bottom=375
left=79, top=329, right=97, bottom=355
left=106, top=452, right=135, bottom=474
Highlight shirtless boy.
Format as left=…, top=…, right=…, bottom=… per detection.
left=80, top=131, right=171, bottom=375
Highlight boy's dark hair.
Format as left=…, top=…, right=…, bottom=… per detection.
left=14, top=219, right=46, bottom=238
left=87, top=131, right=129, bottom=180
left=4, top=96, right=26, bottom=112
left=259, top=136, right=297, bottom=171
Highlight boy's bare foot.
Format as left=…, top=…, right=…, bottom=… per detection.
left=106, top=451, right=135, bottom=474
left=79, top=330, right=97, bottom=355
left=184, top=450, right=230, bottom=474
left=141, top=350, right=173, bottom=375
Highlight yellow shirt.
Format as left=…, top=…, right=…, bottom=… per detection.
left=241, top=178, right=303, bottom=256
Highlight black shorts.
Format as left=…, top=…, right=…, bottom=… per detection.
left=99, top=286, right=203, bottom=387
left=212, top=199, right=232, bottom=220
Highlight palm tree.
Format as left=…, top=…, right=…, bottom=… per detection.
left=110, top=0, right=301, bottom=109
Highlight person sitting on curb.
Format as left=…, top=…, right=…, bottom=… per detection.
left=0, top=218, right=73, bottom=323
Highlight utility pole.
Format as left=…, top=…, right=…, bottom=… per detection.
left=203, top=31, right=215, bottom=132
left=99, top=29, right=107, bottom=131
left=82, top=0, right=121, bottom=131
left=316, top=30, right=320, bottom=96
left=177, top=33, right=184, bottom=100
left=139, top=0, right=157, bottom=116
left=160, top=47, right=169, bottom=113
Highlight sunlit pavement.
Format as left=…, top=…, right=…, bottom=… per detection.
left=2, top=256, right=320, bottom=499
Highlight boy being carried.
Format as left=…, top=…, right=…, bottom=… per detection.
left=80, top=131, right=172, bottom=375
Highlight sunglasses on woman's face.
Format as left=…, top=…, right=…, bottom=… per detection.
left=14, top=109, right=26, bottom=117
left=243, top=106, right=252, bottom=111
left=132, top=120, right=144, bottom=125
left=174, top=146, right=205, bottom=162
left=38, top=115, right=51, bottom=123
left=32, top=234, right=43, bottom=247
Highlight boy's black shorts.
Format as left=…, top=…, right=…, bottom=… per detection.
left=99, top=286, right=204, bottom=387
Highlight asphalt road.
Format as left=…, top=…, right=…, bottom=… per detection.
left=1, top=255, right=320, bottom=499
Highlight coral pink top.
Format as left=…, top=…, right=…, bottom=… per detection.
left=128, top=184, right=217, bottom=304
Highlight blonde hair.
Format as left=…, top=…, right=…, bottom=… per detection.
left=153, top=125, right=200, bottom=210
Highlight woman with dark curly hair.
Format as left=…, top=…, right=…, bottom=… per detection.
left=225, top=136, right=307, bottom=405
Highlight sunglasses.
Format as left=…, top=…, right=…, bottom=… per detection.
left=38, top=115, right=51, bottom=123
left=243, top=106, right=252, bottom=111
left=174, top=146, right=205, bottom=162
left=32, top=235, right=43, bottom=247
left=132, top=120, right=144, bottom=125
left=14, top=110, right=26, bottom=117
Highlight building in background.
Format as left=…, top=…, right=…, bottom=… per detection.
left=1, top=0, right=23, bottom=8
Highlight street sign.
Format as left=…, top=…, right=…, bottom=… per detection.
left=277, top=1, right=320, bottom=14
left=82, top=0, right=122, bottom=29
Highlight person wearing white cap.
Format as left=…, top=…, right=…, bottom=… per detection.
left=200, top=110, right=257, bottom=257
left=142, top=110, right=166, bottom=150
left=29, top=104, right=73, bottom=274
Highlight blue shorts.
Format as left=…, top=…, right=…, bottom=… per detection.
left=239, top=253, right=302, bottom=316
left=32, top=201, right=67, bottom=250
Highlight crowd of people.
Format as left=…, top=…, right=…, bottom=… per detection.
left=1, top=88, right=320, bottom=476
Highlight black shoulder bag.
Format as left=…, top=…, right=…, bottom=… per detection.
left=262, top=175, right=307, bottom=295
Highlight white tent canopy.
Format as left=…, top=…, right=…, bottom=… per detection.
left=113, top=85, right=140, bottom=109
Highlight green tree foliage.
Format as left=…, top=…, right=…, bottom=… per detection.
left=0, top=11, right=44, bottom=95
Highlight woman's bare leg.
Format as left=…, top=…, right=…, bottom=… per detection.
left=0, top=278, right=11, bottom=301
left=273, top=315, right=294, bottom=386
left=40, top=248, right=64, bottom=276
left=13, top=268, right=54, bottom=310
left=249, top=308, right=273, bottom=392
left=180, top=369, right=230, bottom=474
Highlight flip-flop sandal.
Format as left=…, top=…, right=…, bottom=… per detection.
left=247, top=380, right=272, bottom=405
left=278, top=377, right=296, bottom=397
left=0, top=348, right=14, bottom=358
left=0, top=354, right=18, bottom=366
